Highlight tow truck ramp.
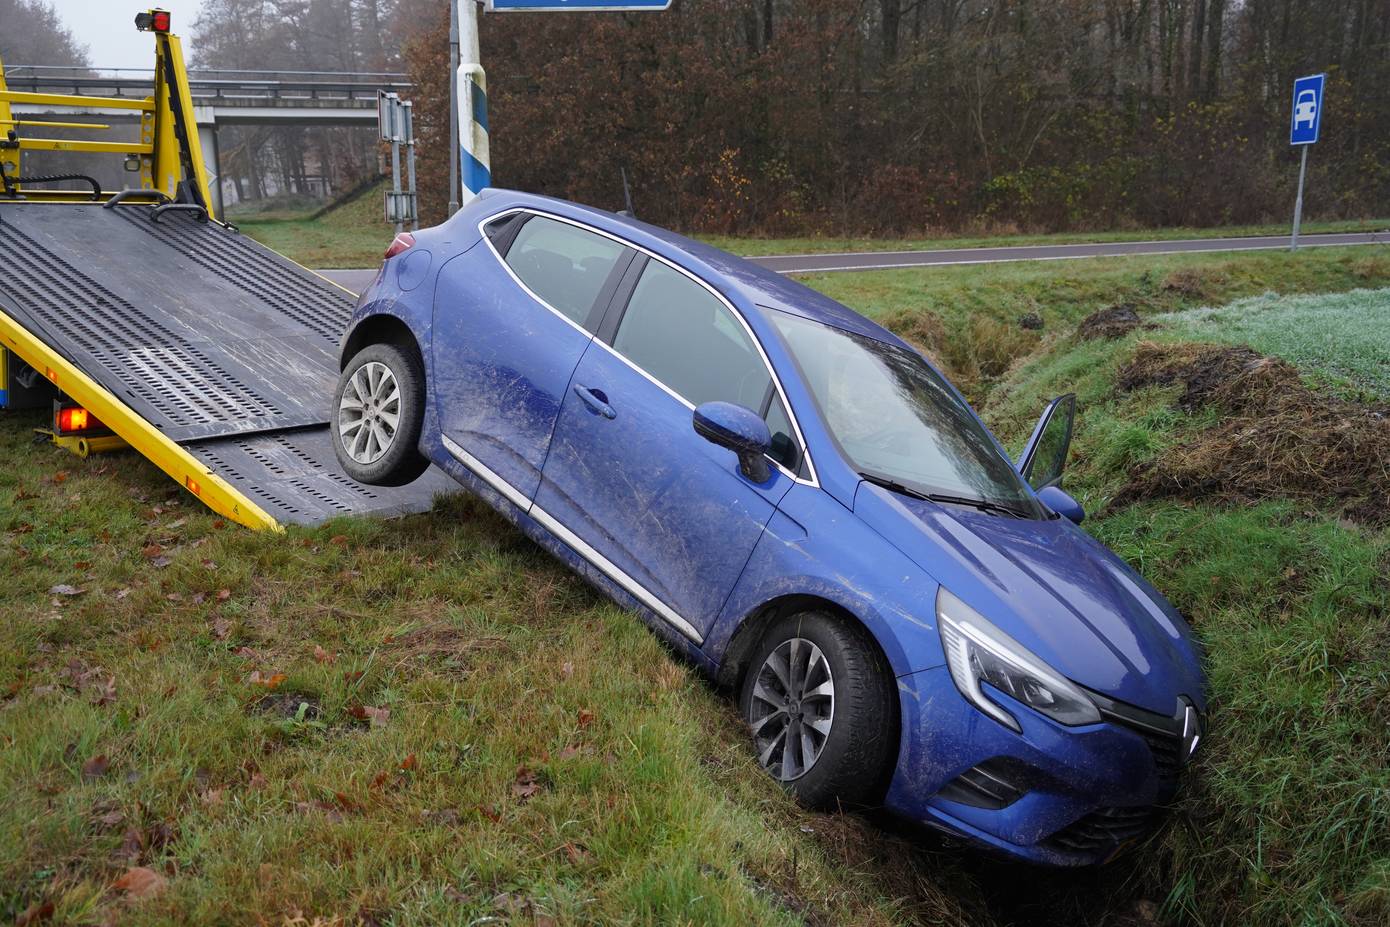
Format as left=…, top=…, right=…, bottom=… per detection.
left=0, top=201, right=455, bottom=528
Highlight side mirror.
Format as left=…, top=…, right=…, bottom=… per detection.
left=1017, top=394, right=1076, bottom=491
left=693, top=401, right=772, bottom=482
left=1038, top=485, right=1085, bottom=525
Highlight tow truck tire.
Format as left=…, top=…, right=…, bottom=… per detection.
left=740, top=611, right=897, bottom=810
left=333, top=343, right=429, bottom=486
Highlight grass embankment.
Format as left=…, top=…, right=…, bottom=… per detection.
left=701, top=217, right=1390, bottom=258
left=976, top=291, right=1390, bottom=925
left=232, top=185, right=1387, bottom=270
left=231, top=182, right=396, bottom=269
left=2, top=245, right=1388, bottom=924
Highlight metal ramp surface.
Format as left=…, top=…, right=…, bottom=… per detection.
left=0, top=201, right=454, bottom=527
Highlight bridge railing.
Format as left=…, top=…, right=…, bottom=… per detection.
left=1, top=65, right=410, bottom=104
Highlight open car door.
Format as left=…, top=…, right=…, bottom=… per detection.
left=1017, top=394, right=1076, bottom=491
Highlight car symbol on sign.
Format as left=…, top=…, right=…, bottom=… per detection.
left=1294, top=89, right=1317, bottom=129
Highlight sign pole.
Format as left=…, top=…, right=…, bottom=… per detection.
left=1290, top=145, right=1309, bottom=253
left=447, top=1, right=461, bottom=216
left=456, top=0, right=490, bottom=207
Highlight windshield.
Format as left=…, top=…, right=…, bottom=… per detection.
left=770, top=310, right=1043, bottom=517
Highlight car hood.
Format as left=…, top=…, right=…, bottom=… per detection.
left=855, top=485, right=1205, bottom=716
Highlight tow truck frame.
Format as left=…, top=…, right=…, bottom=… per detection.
left=0, top=10, right=452, bottom=529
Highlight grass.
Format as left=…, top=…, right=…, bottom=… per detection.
left=1156, top=287, right=1390, bottom=400
left=4, top=246, right=1390, bottom=924
left=699, top=217, right=1390, bottom=258
left=976, top=307, right=1390, bottom=925
left=2, top=432, right=980, bottom=925
left=231, top=188, right=1388, bottom=269
left=231, top=183, right=396, bottom=269
left=804, top=246, right=1390, bottom=398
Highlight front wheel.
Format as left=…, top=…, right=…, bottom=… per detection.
left=333, top=342, right=429, bottom=486
left=740, top=611, right=897, bottom=810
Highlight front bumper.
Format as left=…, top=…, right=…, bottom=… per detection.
left=886, top=666, right=1194, bottom=866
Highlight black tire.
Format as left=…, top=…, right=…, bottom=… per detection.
left=333, top=342, right=429, bottom=486
left=739, top=610, right=897, bottom=810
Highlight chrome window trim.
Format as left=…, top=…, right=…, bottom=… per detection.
left=476, top=207, right=819, bottom=487
left=441, top=433, right=703, bottom=644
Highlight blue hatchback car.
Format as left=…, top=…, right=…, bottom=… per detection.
left=334, top=190, right=1206, bottom=866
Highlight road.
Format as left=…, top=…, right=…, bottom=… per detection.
left=317, top=231, right=1386, bottom=294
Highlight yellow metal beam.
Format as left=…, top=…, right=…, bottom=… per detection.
left=0, top=118, right=112, bottom=130
left=0, top=306, right=283, bottom=532
left=155, top=32, right=216, bottom=219
left=11, top=139, right=153, bottom=154
left=0, top=90, right=153, bottom=111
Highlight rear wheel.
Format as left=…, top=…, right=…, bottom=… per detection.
left=740, top=610, right=896, bottom=809
left=333, top=342, right=429, bottom=486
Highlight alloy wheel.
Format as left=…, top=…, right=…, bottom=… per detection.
left=749, top=637, right=836, bottom=781
left=338, top=360, right=401, bottom=465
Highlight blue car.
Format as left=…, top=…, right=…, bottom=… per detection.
left=334, top=190, right=1206, bottom=866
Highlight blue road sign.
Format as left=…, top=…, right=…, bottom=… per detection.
left=486, top=0, right=671, bottom=9
left=1290, top=73, right=1325, bottom=145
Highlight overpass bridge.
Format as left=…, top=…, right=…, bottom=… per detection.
left=3, top=66, right=411, bottom=211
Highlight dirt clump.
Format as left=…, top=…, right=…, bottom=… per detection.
left=1114, top=341, right=1390, bottom=525
left=1077, top=304, right=1142, bottom=340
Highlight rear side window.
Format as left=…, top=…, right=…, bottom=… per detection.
left=613, top=261, right=799, bottom=469
left=504, top=216, right=626, bottom=325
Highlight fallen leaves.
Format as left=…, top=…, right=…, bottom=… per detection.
left=81, top=754, right=110, bottom=780
left=14, top=900, right=54, bottom=925
left=348, top=704, right=390, bottom=728
left=246, top=670, right=287, bottom=690
left=111, top=866, right=167, bottom=900
left=577, top=708, right=595, bottom=728
left=48, top=584, right=84, bottom=597
left=511, top=766, right=543, bottom=802
left=313, top=644, right=336, bottom=664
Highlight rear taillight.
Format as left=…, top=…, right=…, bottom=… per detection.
left=384, top=232, right=416, bottom=259
left=56, top=406, right=102, bottom=434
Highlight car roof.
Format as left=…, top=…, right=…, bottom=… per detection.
left=471, top=189, right=909, bottom=347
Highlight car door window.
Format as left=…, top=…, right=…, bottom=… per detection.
left=612, top=260, right=798, bottom=469
left=504, top=215, right=626, bottom=325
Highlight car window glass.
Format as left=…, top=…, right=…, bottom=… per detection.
left=771, top=311, right=1041, bottom=514
left=614, top=261, right=772, bottom=415
left=764, top=395, right=799, bottom=472
left=505, top=216, right=626, bottom=324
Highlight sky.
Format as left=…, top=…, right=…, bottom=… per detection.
left=52, top=0, right=210, bottom=70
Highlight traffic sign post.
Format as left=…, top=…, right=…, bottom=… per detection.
left=1288, top=73, right=1325, bottom=252
left=452, top=0, right=671, bottom=209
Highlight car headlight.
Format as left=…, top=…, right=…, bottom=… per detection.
left=937, top=586, right=1100, bottom=732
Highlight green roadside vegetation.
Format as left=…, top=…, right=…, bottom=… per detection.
left=232, top=184, right=1387, bottom=270
left=700, top=218, right=1389, bottom=258
left=3, top=245, right=1388, bottom=924
left=229, top=184, right=397, bottom=269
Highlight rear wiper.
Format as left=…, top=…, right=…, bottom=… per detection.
left=858, top=472, right=1031, bottom=519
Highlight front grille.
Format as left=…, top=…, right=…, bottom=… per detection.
left=1135, top=727, right=1183, bottom=782
left=1046, top=805, right=1158, bottom=853
left=1085, top=688, right=1199, bottom=787
left=937, top=757, right=1028, bottom=809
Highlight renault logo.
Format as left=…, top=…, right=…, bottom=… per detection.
left=1180, top=701, right=1201, bottom=762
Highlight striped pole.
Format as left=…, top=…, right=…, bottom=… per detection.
left=457, top=1, right=490, bottom=206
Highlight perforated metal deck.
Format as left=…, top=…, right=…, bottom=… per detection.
left=0, top=201, right=455, bottom=525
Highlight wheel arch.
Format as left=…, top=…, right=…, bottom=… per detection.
left=340, top=314, right=423, bottom=372
left=716, top=593, right=894, bottom=696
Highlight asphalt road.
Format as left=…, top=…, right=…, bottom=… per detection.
left=318, top=230, right=1387, bottom=295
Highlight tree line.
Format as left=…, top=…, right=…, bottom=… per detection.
left=406, top=0, right=1389, bottom=234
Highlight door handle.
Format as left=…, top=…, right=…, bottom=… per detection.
left=572, top=383, right=616, bottom=419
